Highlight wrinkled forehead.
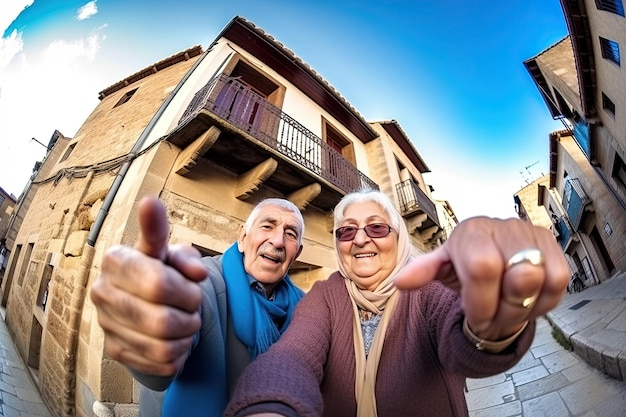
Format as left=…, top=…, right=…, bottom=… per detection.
left=255, top=205, right=302, bottom=231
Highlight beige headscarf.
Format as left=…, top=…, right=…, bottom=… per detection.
left=334, top=190, right=413, bottom=417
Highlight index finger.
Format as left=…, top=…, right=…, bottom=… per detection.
left=135, top=196, right=170, bottom=261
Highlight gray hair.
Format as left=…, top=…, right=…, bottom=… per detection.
left=333, top=189, right=412, bottom=280
left=245, top=198, right=305, bottom=244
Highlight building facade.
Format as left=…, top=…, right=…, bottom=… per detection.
left=0, top=186, right=18, bottom=278
left=514, top=174, right=553, bottom=230
left=524, top=0, right=626, bottom=286
left=1, top=17, right=449, bottom=417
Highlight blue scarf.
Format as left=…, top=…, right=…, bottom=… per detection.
left=223, top=243, right=304, bottom=359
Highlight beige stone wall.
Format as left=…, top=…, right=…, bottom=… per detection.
left=515, top=175, right=552, bottom=229
left=585, top=0, right=626, bottom=143
left=4, top=53, right=201, bottom=417
left=0, top=189, right=16, bottom=240
left=556, top=134, right=626, bottom=281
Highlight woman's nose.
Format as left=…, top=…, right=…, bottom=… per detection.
left=352, top=228, right=371, bottom=244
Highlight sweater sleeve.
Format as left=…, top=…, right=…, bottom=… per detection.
left=225, top=279, right=336, bottom=417
left=425, top=281, right=536, bottom=378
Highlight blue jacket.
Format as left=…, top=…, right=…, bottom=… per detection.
left=135, top=255, right=302, bottom=417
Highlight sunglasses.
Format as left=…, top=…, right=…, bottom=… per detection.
left=335, top=223, right=394, bottom=241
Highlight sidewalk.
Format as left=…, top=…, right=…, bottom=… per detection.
left=0, top=308, right=52, bottom=417
left=545, top=270, right=626, bottom=381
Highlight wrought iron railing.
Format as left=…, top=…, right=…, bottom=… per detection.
left=178, top=74, right=377, bottom=193
left=562, top=178, right=591, bottom=230
left=395, top=179, right=439, bottom=225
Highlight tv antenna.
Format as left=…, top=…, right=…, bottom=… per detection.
left=520, top=161, right=540, bottom=185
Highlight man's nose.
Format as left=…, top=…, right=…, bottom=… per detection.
left=267, top=228, right=286, bottom=247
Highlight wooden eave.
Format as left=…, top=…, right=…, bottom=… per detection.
left=560, top=0, right=597, bottom=118
left=218, top=16, right=378, bottom=144
left=523, top=56, right=562, bottom=119
left=98, top=46, right=204, bottom=99
left=377, top=120, right=430, bottom=173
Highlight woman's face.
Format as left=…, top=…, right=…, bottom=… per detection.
left=337, top=201, right=399, bottom=291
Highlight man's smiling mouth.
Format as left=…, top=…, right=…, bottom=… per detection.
left=261, top=254, right=281, bottom=263
left=354, top=253, right=376, bottom=258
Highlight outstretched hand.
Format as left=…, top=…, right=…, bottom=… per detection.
left=394, top=217, right=569, bottom=343
left=90, top=196, right=208, bottom=376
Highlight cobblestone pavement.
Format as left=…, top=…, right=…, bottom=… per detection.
left=464, top=317, right=626, bottom=417
left=0, top=309, right=52, bottom=417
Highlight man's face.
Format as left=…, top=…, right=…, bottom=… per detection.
left=237, top=205, right=303, bottom=285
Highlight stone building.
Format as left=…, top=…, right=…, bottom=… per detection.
left=435, top=199, right=459, bottom=242
left=1, top=130, right=71, bottom=301
left=514, top=174, right=552, bottom=230
left=0, top=186, right=18, bottom=277
left=0, top=16, right=449, bottom=417
left=523, top=1, right=626, bottom=285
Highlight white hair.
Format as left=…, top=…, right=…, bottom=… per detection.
left=244, top=198, right=305, bottom=244
left=333, top=189, right=412, bottom=281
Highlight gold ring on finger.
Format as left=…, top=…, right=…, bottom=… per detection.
left=506, top=248, right=545, bottom=271
left=502, top=293, right=540, bottom=309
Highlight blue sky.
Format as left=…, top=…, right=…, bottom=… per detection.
left=0, top=0, right=567, bottom=221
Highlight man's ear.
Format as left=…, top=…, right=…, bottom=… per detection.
left=237, top=226, right=246, bottom=253
left=295, top=244, right=303, bottom=259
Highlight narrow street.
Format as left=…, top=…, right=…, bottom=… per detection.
left=464, top=317, right=626, bottom=416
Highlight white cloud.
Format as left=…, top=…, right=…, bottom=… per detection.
left=0, top=0, right=34, bottom=33
left=0, top=29, right=23, bottom=72
left=0, top=0, right=32, bottom=73
left=76, top=1, right=98, bottom=21
left=0, top=21, right=105, bottom=196
left=41, top=33, right=102, bottom=65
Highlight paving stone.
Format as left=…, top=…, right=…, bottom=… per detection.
left=541, top=350, right=579, bottom=373
left=16, top=385, right=45, bottom=403
left=469, top=400, right=521, bottom=417
left=465, top=380, right=515, bottom=410
left=561, top=362, right=594, bottom=382
left=511, top=365, right=549, bottom=386
left=516, top=372, right=570, bottom=401
left=521, top=391, right=569, bottom=417
left=466, top=373, right=507, bottom=390
left=2, top=403, right=22, bottom=417
left=531, top=341, right=563, bottom=358
left=590, top=389, right=626, bottom=417
left=558, top=373, right=620, bottom=415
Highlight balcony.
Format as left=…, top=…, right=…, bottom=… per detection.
left=553, top=215, right=576, bottom=251
left=166, top=74, right=377, bottom=211
left=562, top=178, right=592, bottom=230
left=395, top=179, right=440, bottom=237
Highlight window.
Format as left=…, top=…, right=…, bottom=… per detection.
left=612, top=153, right=626, bottom=190
left=0, top=195, right=4, bottom=206
left=599, top=37, right=621, bottom=65
left=59, top=143, right=76, bottom=163
left=595, top=0, right=625, bottom=16
left=113, top=88, right=138, bottom=108
left=602, top=92, right=616, bottom=116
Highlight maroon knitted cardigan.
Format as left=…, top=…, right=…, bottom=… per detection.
left=226, top=272, right=535, bottom=417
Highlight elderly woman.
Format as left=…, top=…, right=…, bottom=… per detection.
left=225, top=190, right=569, bottom=417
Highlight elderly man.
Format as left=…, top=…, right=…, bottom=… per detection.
left=90, top=196, right=305, bottom=417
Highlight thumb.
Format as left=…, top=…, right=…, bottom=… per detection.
left=134, top=196, right=170, bottom=261
left=394, top=246, right=452, bottom=290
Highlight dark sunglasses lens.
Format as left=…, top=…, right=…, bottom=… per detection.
left=336, top=227, right=356, bottom=241
left=364, top=224, right=390, bottom=238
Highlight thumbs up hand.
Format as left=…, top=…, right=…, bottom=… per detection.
left=90, top=196, right=208, bottom=376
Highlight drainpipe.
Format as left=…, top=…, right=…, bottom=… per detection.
left=86, top=48, right=210, bottom=247
left=73, top=47, right=209, bottom=415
